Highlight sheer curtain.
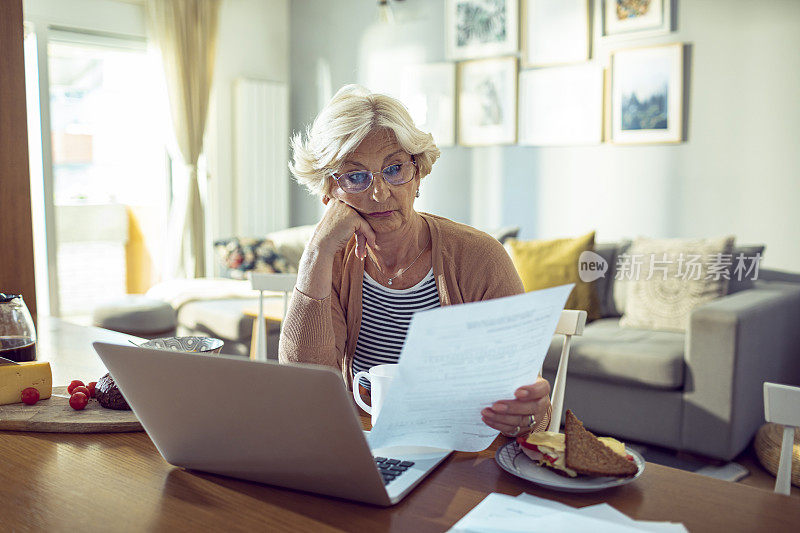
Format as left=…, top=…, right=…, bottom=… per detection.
left=146, top=0, right=220, bottom=278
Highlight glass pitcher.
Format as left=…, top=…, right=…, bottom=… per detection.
left=0, top=293, right=37, bottom=362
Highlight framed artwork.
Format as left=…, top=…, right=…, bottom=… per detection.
left=610, top=43, right=684, bottom=144
left=602, top=0, right=673, bottom=38
left=522, top=0, right=590, bottom=67
left=458, top=57, right=518, bottom=146
left=446, top=0, right=519, bottom=60
left=399, top=63, right=457, bottom=147
left=518, top=64, right=604, bottom=146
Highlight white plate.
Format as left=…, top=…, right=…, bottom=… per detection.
left=495, top=441, right=645, bottom=493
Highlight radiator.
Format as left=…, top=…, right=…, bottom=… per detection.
left=233, top=78, right=289, bottom=237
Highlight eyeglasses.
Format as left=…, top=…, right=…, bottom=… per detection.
left=332, top=159, right=417, bottom=194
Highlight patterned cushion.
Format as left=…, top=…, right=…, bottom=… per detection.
left=619, top=236, right=735, bottom=332
left=612, top=242, right=762, bottom=315
left=214, top=237, right=297, bottom=280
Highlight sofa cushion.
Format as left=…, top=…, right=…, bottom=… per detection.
left=610, top=240, right=633, bottom=316
left=543, top=318, right=686, bottom=390
left=593, top=242, right=619, bottom=318
left=214, top=237, right=296, bottom=279
left=610, top=241, right=762, bottom=316
left=727, top=245, right=765, bottom=294
left=265, top=224, right=316, bottom=269
left=506, top=231, right=601, bottom=320
left=619, top=235, right=735, bottom=332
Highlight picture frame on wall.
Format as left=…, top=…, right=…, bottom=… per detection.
left=446, top=0, right=519, bottom=60
left=610, top=43, right=684, bottom=144
left=602, top=0, right=673, bottom=39
left=458, top=57, right=518, bottom=146
left=518, top=64, right=604, bottom=146
left=522, top=0, right=590, bottom=67
left=399, top=63, right=457, bottom=147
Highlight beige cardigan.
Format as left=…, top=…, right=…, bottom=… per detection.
left=278, top=212, right=525, bottom=389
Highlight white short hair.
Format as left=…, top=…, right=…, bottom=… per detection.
left=289, top=84, right=441, bottom=197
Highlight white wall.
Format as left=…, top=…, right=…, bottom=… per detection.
left=289, top=0, right=800, bottom=271
left=517, top=0, right=800, bottom=271
left=206, top=0, right=289, bottom=246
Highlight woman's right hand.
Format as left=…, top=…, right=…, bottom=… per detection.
left=310, top=197, right=376, bottom=260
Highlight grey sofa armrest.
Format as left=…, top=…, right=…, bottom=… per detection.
left=682, top=282, right=800, bottom=460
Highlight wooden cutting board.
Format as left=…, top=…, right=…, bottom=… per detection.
left=0, top=386, right=143, bottom=433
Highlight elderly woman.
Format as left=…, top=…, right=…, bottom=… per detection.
left=279, top=85, right=551, bottom=438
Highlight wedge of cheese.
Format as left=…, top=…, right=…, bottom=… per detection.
left=0, top=361, right=53, bottom=405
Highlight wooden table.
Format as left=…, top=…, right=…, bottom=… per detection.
left=34, top=317, right=145, bottom=385
left=2, top=320, right=799, bottom=532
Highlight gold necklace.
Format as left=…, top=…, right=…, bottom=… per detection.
left=368, top=237, right=430, bottom=286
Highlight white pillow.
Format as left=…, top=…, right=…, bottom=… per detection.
left=619, top=235, right=735, bottom=332
left=265, top=225, right=316, bottom=270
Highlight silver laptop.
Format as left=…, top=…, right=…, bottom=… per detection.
left=92, top=342, right=452, bottom=506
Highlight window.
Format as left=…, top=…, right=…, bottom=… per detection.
left=27, top=29, right=171, bottom=318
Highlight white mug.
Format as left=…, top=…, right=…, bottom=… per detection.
left=352, top=363, right=398, bottom=426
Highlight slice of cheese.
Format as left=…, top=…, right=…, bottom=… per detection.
left=598, top=436, right=628, bottom=457
left=0, top=361, right=53, bottom=405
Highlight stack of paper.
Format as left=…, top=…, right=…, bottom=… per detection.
left=449, top=493, right=687, bottom=532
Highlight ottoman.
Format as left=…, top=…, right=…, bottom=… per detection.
left=93, top=295, right=178, bottom=339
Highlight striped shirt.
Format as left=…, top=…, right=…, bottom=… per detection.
left=353, top=268, right=440, bottom=388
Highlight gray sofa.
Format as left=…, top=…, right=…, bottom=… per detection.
left=541, top=243, right=800, bottom=461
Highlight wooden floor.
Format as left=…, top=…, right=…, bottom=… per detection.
left=734, top=442, right=799, bottom=498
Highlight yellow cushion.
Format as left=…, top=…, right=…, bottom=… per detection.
left=506, top=231, right=601, bottom=320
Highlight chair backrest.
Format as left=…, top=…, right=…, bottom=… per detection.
left=764, top=382, right=800, bottom=495
left=249, top=272, right=298, bottom=293
left=249, top=272, right=298, bottom=362
left=554, top=309, right=587, bottom=336
left=547, top=310, right=588, bottom=432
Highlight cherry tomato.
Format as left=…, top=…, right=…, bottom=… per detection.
left=21, top=387, right=40, bottom=405
left=67, top=380, right=85, bottom=395
left=87, top=381, right=97, bottom=398
left=72, top=386, right=90, bottom=397
left=69, top=392, right=88, bottom=410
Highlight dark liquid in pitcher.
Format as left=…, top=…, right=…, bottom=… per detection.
left=0, top=337, right=36, bottom=362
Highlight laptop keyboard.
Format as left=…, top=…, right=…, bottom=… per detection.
left=374, top=457, right=415, bottom=485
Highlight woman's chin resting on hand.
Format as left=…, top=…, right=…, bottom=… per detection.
left=280, top=84, right=545, bottom=439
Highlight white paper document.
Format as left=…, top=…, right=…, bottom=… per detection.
left=449, top=493, right=688, bottom=533
left=367, top=284, right=573, bottom=452
left=450, top=493, right=645, bottom=533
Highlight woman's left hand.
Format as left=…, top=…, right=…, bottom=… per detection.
left=481, top=377, right=551, bottom=437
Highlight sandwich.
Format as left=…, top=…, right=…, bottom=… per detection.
left=516, top=409, right=637, bottom=478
